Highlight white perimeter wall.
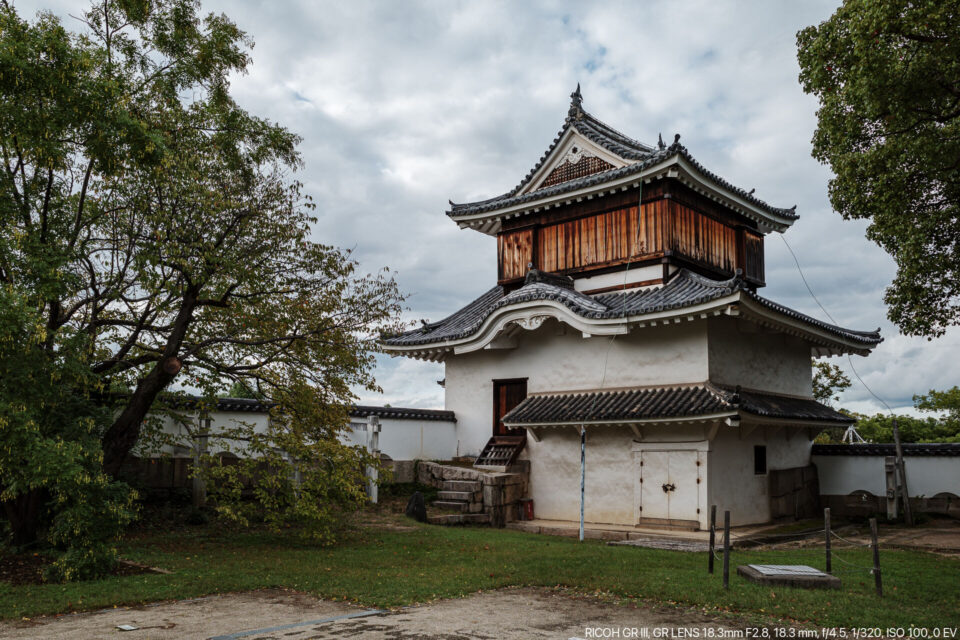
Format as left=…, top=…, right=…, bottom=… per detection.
left=143, top=411, right=271, bottom=457
left=344, top=417, right=458, bottom=461
left=445, top=319, right=709, bottom=456
left=708, top=317, right=813, bottom=397
left=144, top=411, right=457, bottom=462
left=812, top=454, right=960, bottom=498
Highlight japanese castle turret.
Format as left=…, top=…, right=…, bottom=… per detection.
left=383, top=88, right=881, bottom=529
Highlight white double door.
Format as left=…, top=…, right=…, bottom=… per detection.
left=638, top=449, right=702, bottom=525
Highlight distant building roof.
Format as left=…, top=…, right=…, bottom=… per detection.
left=501, top=383, right=851, bottom=427
left=349, top=406, right=456, bottom=422
left=167, top=395, right=453, bottom=422
left=812, top=443, right=960, bottom=457
left=382, top=269, right=881, bottom=356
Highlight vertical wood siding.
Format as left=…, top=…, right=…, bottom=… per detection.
left=667, top=202, right=738, bottom=274
left=496, top=190, right=765, bottom=284
left=743, top=230, right=765, bottom=283
left=497, top=228, right=534, bottom=281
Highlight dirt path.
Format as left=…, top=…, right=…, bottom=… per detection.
left=0, top=587, right=745, bottom=640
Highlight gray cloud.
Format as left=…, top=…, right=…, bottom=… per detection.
left=20, top=0, right=959, bottom=413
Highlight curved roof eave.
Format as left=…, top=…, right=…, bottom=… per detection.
left=382, top=291, right=880, bottom=361
left=447, top=149, right=798, bottom=236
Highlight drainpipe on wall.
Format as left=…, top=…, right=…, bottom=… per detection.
left=580, top=425, right=585, bottom=542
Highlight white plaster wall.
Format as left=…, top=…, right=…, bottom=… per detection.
left=573, top=265, right=662, bottom=292
left=146, top=411, right=458, bottom=462
left=708, top=317, right=812, bottom=397
left=527, top=426, right=637, bottom=525
left=708, top=425, right=813, bottom=526
left=144, top=411, right=270, bottom=457
left=445, top=319, right=709, bottom=456
left=812, top=455, right=960, bottom=498
left=343, top=418, right=457, bottom=461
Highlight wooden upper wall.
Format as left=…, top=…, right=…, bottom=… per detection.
left=497, top=178, right=765, bottom=287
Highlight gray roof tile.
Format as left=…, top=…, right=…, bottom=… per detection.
left=501, top=384, right=851, bottom=426
left=812, top=443, right=960, bottom=457
left=447, top=89, right=796, bottom=223
left=382, top=269, right=881, bottom=348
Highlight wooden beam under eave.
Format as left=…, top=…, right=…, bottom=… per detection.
left=706, top=423, right=721, bottom=441
left=528, top=428, right=541, bottom=443
left=630, top=424, right=643, bottom=440
left=739, top=423, right=757, bottom=439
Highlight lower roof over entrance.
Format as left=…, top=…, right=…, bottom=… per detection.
left=501, top=383, right=851, bottom=429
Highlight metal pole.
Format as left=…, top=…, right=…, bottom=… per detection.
left=579, top=425, right=585, bottom=542
left=824, top=507, right=832, bottom=574
left=891, top=417, right=913, bottom=526
left=722, top=510, right=731, bottom=589
left=870, top=517, right=882, bottom=597
left=708, top=505, right=716, bottom=574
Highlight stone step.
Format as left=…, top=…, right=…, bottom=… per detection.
left=432, top=500, right=468, bottom=512
left=437, top=490, right=474, bottom=501
left=427, top=513, right=490, bottom=526
left=442, top=480, right=481, bottom=492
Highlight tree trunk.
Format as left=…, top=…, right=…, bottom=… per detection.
left=101, top=289, right=198, bottom=478
left=2, top=489, right=45, bottom=548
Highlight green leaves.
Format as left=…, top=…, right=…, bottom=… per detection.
left=797, top=0, right=960, bottom=337
left=812, top=359, right=852, bottom=405
left=1, top=0, right=405, bottom=562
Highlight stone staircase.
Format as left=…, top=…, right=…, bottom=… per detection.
left=417, top=461, right=528, bottom=527
left=428, top=479, right=489, bottom=525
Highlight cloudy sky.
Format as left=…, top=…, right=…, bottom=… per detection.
left=20, top=0, right=960, bottom=414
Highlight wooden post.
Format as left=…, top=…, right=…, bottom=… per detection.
left=192, top=419, right=209, bottom=509
left=722, top=510, right=730, bottom=590
left=708, top=505, right=716, bottom=574
left=891, top=417, right=913, bottom=526
left=366, top=415, right=381, bottom=504
left=824, top=507, right=832, bottom=574
left=870, top=518, right=882, bottom=597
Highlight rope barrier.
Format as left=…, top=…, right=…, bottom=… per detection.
left=830, top=531, right=873, bottom=547
left=729, top=529, right=824, bottom=540
left=830, top=551, right=877, bottom=572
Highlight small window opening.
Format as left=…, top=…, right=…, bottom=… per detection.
left=754, top=445, right=767, bottom=475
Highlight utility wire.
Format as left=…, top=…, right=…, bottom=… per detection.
left=778, top=235, right=895, bottom=415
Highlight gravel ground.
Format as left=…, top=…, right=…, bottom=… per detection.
left=0, top=587, right=743, bottom=640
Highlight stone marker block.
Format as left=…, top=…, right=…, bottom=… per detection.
left=737, top=564, right=840, bottom=590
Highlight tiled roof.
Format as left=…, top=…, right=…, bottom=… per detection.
left=162, top=395, right=454, bottom=421
left=381, top=269, right=882, bottom=349
left=501, top=384, right=852, bottom=426
left=349, top=406, right=456, bottom=422
left=812, top=443, right=960, bottom=457
left=216, top=398, right=274, bottom=412
left=447, top=88, right=797, bottom=223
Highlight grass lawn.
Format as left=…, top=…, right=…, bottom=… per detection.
left=1, top=510, right=958, bottom=630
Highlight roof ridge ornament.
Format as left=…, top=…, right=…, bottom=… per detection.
left=657, top=133, right=666, bottom=150
left=670, top=133, right=684, bottom=150
left=566, top=83, right=584, bottom=123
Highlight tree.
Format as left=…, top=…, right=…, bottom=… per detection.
left=797, top=0, right=960, bottom=337
left=1, top=0, right=403, bottom=561
left=914, top=386, right=960, bottom=439
left=812, top=359, right=852, bottom=405
left=0, top=288, right=137, bottom=580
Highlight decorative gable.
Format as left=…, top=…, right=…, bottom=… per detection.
left=537, top=150, right=615, bottom=191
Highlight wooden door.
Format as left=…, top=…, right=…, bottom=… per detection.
left=639, top=450, right=701, bottom=527
left=493, top=379, right=527, bottom=436
left=640, top=451, right=670, bottom=520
